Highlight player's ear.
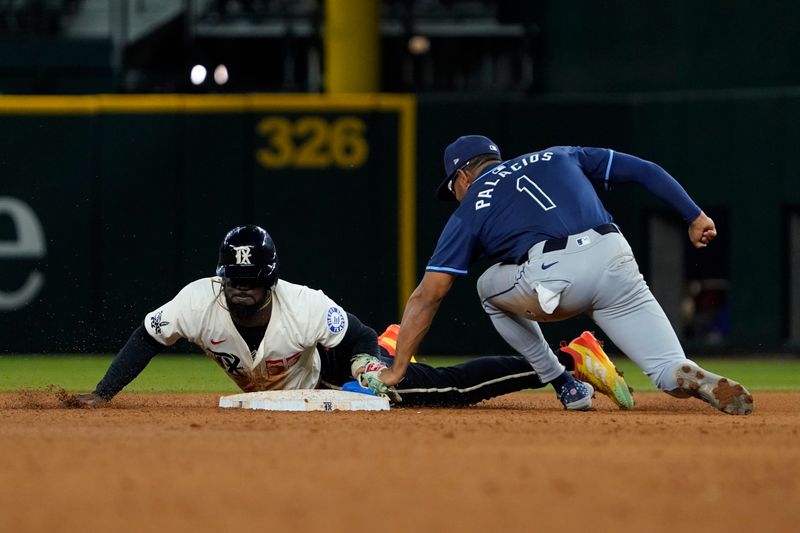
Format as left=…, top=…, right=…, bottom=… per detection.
left=459, top=167, right=474, bottom=187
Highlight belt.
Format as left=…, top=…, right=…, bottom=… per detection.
left=518, top=223, right=620, bottom=264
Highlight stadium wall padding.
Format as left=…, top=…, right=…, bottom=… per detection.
left=1, top=91, right=798, bottom=355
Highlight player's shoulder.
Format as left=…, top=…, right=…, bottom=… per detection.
left=536, top=146, right=613, bottom=168
left=541, top=145, right=579, bottom=157
left=173, top=277, right=222, bottom=308
left=552, top=145, right=612, bottom=157
left=178, top=276, right=220, bottom=295
left=274, top=280, right=344, bottom=332
left=273, top=278, right=311, bottom=298
left=274, top=279, right=334, bottom=305
left=500, top=146, right=574, bottom=165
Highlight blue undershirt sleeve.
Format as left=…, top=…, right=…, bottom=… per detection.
left=94, top=324, right=163, bottom=400
left=606, top=151, right=702, bottom=223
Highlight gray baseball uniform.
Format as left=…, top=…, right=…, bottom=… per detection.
left=428, top=146, right=702, bottom=391
left=477, top=226, right=691, bottom=391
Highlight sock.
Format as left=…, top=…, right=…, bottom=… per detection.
left=556, top=351, right=576, bottom=371
left=550, top=370, right=573, bottom=390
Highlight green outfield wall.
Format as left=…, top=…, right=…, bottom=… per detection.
left=0, top=94, right=415, bottom=353
left=1, top=92, right=797, bottom=355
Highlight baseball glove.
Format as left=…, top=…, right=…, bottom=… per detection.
left=351, top=353, right=402, bottom=403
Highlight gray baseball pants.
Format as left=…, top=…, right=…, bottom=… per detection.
left=477, top=228, right=693, bottom=390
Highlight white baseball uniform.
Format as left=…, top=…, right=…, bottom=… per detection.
left=143, top=277, right=349, bottom=392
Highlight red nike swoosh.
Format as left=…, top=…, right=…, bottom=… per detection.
left=210, top=339, right=226, bottom=345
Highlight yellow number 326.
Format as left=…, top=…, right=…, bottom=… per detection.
left=256, top=115, right=368, bottom=169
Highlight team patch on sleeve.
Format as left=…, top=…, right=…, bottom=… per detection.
left=149, top=309, right=170, bottom=335
left=326, top=307, right=346, bottom=334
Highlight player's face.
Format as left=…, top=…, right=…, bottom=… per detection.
left=222, top=279, right=271, bottom=323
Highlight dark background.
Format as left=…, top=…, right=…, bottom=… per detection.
left=1, top=1, right=798, bottom=356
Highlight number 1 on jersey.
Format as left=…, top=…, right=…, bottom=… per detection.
left=516, top=175, right=556, bottom=211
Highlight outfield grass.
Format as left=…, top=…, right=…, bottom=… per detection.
left=0, top=354, right=798, bottom=393
left=0, top=355, right=236, bottom=393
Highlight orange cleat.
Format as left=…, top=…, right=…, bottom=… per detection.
left=378, top=324, right=416, bottom=362
left=560, top=331, right=634, bottom=409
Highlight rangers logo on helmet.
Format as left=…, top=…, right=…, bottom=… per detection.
left=232, top=245, right=253, bottom=265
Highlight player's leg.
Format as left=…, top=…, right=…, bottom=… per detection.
left=477, top=263, right=594, bottom=410
left=585, top=234, right=698, bottom=389
left=388, top=354, right=545, bottom=407
left=379, top=323, right=615, bottom=406
left=338, top=335, right=545, bottom=406
left=476, top=263, right=565, bottom=383
left=590, top=284, right=688, bottom=390
left=588, top=235, right=753, bottom=414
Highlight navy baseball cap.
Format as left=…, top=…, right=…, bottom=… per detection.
left=436, top=135, right=502, bottom=201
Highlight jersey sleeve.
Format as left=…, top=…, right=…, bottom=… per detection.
left=574, top=147, right=702, bottom=223
left=572, top=147, right=615, bottom=183
left=425, top=214, right=478, bottom=275
left=143, top=280, right=209, bottom=346
left=300, top=287, right=349, bottom=349
left=606, top=150, right=701, bottom=222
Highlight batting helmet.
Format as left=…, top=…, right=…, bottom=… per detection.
left=216, top=225, right=279, bottom=288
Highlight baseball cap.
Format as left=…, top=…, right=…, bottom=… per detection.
left=436, top=135, right=502, bottom=201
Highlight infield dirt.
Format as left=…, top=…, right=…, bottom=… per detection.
left=1, top=391, right=798, bottom=533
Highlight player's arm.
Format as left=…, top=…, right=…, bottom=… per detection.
left=332, top=312, right=379, bottom=358
left=73, top=324, right=164, bottom=407
left=580, top=148, right=715, bottom=248
left=608, top=152, right=718, bottom=248
left=581, top=148, right=701, bottom=222
left=380, top=271, right=456, bottom=386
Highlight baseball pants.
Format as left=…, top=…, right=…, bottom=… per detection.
left=318, top=347, right=546, bottom=407
left=477, top=228, right=693, bottom=391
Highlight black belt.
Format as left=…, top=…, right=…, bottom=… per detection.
left=518, top=223, right=620, bottom=264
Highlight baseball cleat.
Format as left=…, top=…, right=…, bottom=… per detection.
left=672, top=363, right=754, bottom=415
left=560, top=331, right=635, bottom=410
left=556, top=374, right=594, bottom=411
left=378, top=324, right=416, bottom=362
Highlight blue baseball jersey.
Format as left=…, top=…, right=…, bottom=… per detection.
left=426, top=146, right=701, bottom=275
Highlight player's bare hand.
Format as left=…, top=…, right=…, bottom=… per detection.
left=378, top=367, right=404, bottom=387
left=688, top=211, right=717, bottom=249
left=73, top=392, right=108, bottom=408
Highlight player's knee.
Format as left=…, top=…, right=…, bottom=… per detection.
left=477, top=287, right=500, bottom=314
left=476, top=265, right=500, bottom=300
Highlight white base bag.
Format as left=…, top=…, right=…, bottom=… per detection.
left=218, top=389, right=390, bottom=412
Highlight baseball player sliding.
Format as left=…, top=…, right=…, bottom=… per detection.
left=73, top=225, right=631, bottom=408
left=378, top=135, right=754, bottom=415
